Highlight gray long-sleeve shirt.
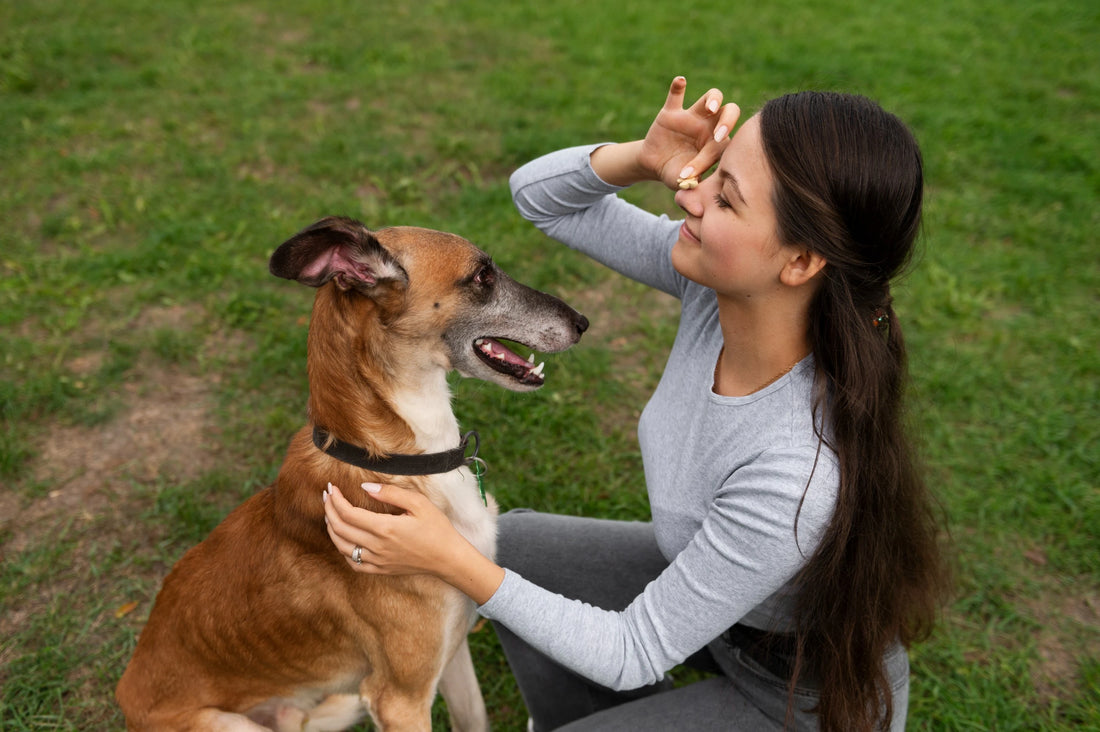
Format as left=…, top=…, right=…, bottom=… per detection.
left=477, top=145, right=839, bottom=691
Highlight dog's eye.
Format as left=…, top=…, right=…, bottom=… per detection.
left=473, top=266, right=495, bottom=288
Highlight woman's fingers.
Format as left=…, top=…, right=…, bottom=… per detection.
left=665, top=78, right=724, bottom=121
left=662, top=75, right=689, bottom=111
left=651, top=78, right=742, bottom=187
left=690, top=103, right=741, bottom=175
left=323, top=484, right=373, bottom=557
left=712, top=102, right=741, bottom=142
left=687, top=87, right=723, bottom=117
left=359, top=482, right=425, bottom=513
left=687, top=91, right=739, bottom=145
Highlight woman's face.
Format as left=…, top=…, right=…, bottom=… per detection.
left=671, top=115, right=789, bottom=301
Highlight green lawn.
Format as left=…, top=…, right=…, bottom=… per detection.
left=1, top=0, right=1097, bottom=729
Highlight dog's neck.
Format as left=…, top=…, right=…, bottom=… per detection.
left=305, top=293, right=465, bottom=458
left=308, top=375, right=460, bottom=456
left=307, top=353, right=461, bottom=460
left=387, top=366, right=462, bottom=453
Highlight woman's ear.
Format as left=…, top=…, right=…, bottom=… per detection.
left=780, top=248, right=827, bottom=287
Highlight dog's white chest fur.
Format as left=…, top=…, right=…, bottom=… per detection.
left=392, top=372, right=497, bottom=561
left=429, top=468, right=497, bottom=561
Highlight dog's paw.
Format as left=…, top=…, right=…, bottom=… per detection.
left=301, top=694, right=367, bottom=732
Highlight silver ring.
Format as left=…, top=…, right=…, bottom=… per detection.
left=352, top=546, right=363, bottom=564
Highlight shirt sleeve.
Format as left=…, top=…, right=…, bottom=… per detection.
left=477, top=447, right=839, bottom=690
left=509, top=144, right=687, bottom=299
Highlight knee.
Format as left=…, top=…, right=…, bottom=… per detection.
left=495, top=509, right=547, bottom=572
left=497, top=508, right=535, bottom=540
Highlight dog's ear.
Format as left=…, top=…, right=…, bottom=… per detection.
left=269, top=217, right=408, bottom=293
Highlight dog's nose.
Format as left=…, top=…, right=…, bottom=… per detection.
left=575, top=314, right=589, bottom=336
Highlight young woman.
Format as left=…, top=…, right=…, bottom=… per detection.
left=322, top=77, right=948, bottom=731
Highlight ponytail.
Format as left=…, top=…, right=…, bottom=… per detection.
left=760, top=92, right=949, bottom=732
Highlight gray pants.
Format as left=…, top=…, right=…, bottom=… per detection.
left=492, top=510, right=910, bottom=731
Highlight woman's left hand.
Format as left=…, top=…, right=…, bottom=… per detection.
left=637, top=76, right=741, bottom=189
left=323, top=482, right=506, bottom=603
left=323, top=481, right=457, bottom=577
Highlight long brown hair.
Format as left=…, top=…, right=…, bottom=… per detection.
left=759, top=92, right=949, bottom=731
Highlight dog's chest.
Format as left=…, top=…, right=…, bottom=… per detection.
left=389, top=379, right=497, bottom=559
left=427, top=468, right=497, bottom=561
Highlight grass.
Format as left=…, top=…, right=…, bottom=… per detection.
left=1, top=0, right=1097, bottom=729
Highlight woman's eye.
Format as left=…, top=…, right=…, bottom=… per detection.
left=713, top=194, right=732, bottom=210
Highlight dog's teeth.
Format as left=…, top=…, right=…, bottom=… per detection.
left=532, top=362, right=545, bottom=376
left=527, top=354, right=535, bottom=363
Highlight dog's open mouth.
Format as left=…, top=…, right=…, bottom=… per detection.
left=474, top=338, right=546, bottom=386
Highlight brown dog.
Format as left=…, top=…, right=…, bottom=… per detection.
left=116, top=217, right=588, bottom=731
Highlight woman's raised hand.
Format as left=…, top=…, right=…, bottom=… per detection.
left=638, top=76, right=740, bottom=189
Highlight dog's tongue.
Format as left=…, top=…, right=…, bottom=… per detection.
left=475, top=338, right=546, bottom=381
left=480, top=338, right=527, bottom=366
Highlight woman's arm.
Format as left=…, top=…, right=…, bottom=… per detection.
left=322, top=444, right=838, bottom=691
left=508, top=77, right=739, bottom=298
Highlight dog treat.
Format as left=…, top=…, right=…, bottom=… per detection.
left=677, top=176, right=699, bottom=190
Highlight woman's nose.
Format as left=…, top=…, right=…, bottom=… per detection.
left=674, top=186, right=703, bottom=218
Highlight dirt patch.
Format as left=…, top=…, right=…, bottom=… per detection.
left=0, top=334, right=228, bottom=672
left=2, top=364, right=217, bottom=556
left=132, top=302, right=197, bottom=332
left=1, top=293, right=223, bottom=562
left=1021, top=575, right=1100, bottom=705
left=0, top=298, right=261, bottom=712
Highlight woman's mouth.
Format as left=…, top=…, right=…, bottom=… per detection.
left=679, top=222, right=700, bottom=245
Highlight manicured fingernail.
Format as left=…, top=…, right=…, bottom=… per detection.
left=679, top=166, right=694, bottom=180
left=362, top=482, right=382, bottom=494
left=706, top=98, right=719, bottom=113
left=714, top=125, right=729, bottom=142
left=322, top=490, right=328, bottom=503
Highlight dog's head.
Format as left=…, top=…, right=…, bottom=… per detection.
left=270, top=217, right=588, bottom=392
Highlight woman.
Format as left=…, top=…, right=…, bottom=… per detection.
left=322, top=77, right=947, bottom=731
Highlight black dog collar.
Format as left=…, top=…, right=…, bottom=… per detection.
left=312, top=427, right=482, bottom=476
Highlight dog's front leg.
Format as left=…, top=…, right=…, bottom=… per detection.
left=437, top=638, right=490, bottom=732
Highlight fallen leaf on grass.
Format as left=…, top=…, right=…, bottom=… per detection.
left=115, top=601, right=140, bottom=619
